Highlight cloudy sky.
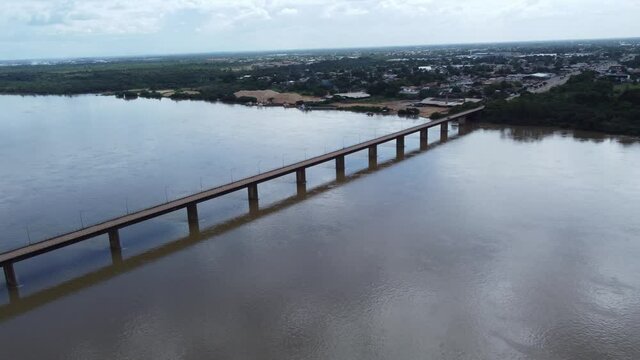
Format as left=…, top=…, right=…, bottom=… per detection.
left=1, top=0, right=639, bottom=60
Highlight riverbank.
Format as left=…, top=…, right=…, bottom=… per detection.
left=233, top=90, right=322, bottom=104
left=103, top=87, right=448, bottom=119
left=231, top=90, right=445, bottom=118
left=481, top=72, right=640, bottom=136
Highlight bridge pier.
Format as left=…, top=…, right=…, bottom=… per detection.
left=336, top=156, right=345, bottom=171
left=335, top=156, right=346, bottom=181
left=187, top=203, right=200, bottom=235
left=108, top=229, right=121, bottom=250
left=420, top=128, right=429, bottom=150
left=420, top=128, right=428, bottom=141
left=248, top=183, right=259, bottom=200
left=368, top=145, right=377, bottom=161
left=369, top=156, right=378, bottom=170
left=458, top=116, right=475, bottom=135
left=396, top=136, right=405, bottom=157
left=441, top=122, right=449, bottom=141
left=108, top=229, right=123, bottom=263
left=3, top=263, right=18, bottom=289
left=296, top=183, right=307, bottom=198
left=296, top=168, right=306, bottom=184
left=249, top=199, right=260, bottom=215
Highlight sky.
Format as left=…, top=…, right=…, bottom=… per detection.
left=0, top=0, right=639, bottom=60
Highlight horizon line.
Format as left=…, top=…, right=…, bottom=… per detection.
left=1, top=35, right=639, bottom=64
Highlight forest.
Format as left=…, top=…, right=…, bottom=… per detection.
left=482, top=72, right=640, bottom=136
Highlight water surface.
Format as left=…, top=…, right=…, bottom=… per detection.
left=0, top=95, right=424, bottom=252
left=1, top=96, right=640, bottom=359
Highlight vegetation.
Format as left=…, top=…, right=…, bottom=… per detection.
left=483, top=72, right=640, bottom=136
left=114, top=90, right=138, bottom=100
left=1, top=40, right=639, bottom=136
left=397, top=107, right=420, bottom=116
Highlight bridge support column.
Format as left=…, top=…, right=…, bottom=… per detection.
left=249, top=199, right=259, bottom=215
left=420, top=128, right=428, bottom=141
left=459, top=116, right=475, bottom=135
left=368, top=145, right=377, bottom=161
left=336, top=156, right=346, bottom=181
left=441, top=122, right=449, bottom=141
left=368, top=156, right=378, bottom=170
left=248, top=184, right=259, bottom=214
left=108, top=229, right=123, bottom=263
left=396, top=136, right=405, bottom=158
left=187, top=203, right=199, bottom=235
left=248, top=183, right=259, bottom=201
left=296, top=168, right=306, bottom=184
left=3, top=263, right=18, bottom=289
left=296, top=183, right=307, bottom=198
left=336, top=156, right=345, bottom=171
left=420, top=129, right=429, bottom=150
left=108, top=229, right=121, bottom=250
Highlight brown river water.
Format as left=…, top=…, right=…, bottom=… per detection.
left=1, top=95, right=640, bottom=359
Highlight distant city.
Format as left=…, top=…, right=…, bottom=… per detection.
left=2, top=38, right=637, bottom=103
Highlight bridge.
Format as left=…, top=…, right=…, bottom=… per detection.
left=0, top=106, right=484, bottom=295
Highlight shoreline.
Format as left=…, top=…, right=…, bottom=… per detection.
left=0, top=84, right=455, bottom=119
left=1, top=92, right=638, bottom=139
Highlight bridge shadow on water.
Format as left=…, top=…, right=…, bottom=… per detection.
left=0, top=123, right=476, bottom=321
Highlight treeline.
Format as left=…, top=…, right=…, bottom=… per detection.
left=483, top=72, right=640, bottom=136
left=0, top=56, right=447, bottom=99
left=0, top=62, right=227, bottom=95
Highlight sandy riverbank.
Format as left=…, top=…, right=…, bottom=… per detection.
left=235, top=90, right=446, bottom=118
left=234, top=90, right=322, bottom=104
left=332, top=100, right=445, bottom=117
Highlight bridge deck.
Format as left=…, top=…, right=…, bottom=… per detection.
left=0, top=107, right=483, bottom=266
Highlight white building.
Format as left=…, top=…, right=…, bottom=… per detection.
left=334, top=92, right=371, bottom=99
left=417, top=97, right=482, bottom=108
left=399, top=87, right=420, bottom=96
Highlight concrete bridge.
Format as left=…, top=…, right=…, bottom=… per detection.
left=0, top=106, right=483, bottom=296
left=0, top=129, right=474, bottom=316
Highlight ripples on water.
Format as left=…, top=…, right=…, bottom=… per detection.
left=1, top=95, right=640, bottom=359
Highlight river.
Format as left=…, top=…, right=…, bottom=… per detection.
left=1, top=95, right=640, bottom=359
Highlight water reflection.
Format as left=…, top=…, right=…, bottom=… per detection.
left=488, top=123, right=640, bottom=145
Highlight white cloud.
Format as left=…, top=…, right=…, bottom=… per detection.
left=322, top=2, right=370, bottom=18
left=279, top=7, right=299, bottom=16
left=0, top=0, right=638, bottom=59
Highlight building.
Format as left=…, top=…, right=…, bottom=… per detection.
left=416, top=97, right=482, bottom=108
left=606, top=73, right=631, bottom=82
left=525, top=73, right=554, bottom=80
left=399, top=86, right=420, bottom=96
left=334, top=92, right=371, bottom=99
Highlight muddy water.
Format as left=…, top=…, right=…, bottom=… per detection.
left=1, top=96, right=640, bottom=359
